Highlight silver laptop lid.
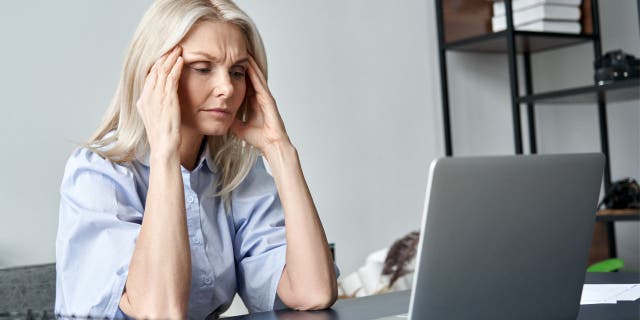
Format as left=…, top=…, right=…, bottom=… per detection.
left=408, top=153, right=604, bottom=320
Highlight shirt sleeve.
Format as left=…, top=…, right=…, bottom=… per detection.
left=231, top=158, right=341, bottom=313
left=55, top=147, right=144, bottom=318
left=231, top=157, right=288, bottom=313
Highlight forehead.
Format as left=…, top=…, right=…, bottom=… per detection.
left=179, top=20, right=247, bottom=59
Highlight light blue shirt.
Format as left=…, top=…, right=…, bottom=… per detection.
left=55, top=144, right=296, bottom=319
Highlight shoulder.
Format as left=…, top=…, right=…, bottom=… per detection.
left=60, top=146, right=145, bottom=214
left=63, top=146, right=135, bottom=184
left=60, top=147, right=140, bottom=208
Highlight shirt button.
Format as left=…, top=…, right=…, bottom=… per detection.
left=192, top=237, right=201, bottom=244
left=203, top=276, right=212, bottom=285
left=187, top=195, right=195, bottom=203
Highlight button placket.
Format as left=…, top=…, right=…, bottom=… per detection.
left=184, top=171, right=214, bottom=289
left=185, top=192, right=197, bottom=210
left=186, top=194, right=203, bottom=246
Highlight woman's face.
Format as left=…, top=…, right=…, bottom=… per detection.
left=177, top=20, right=249, bottom=136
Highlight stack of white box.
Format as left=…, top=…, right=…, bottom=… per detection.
left=491, top=0, right=583, bottom=33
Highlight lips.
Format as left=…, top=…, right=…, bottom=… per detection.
left=201, top=107, right=231, bottom=119
left=202, top=108, right=230, bottom=114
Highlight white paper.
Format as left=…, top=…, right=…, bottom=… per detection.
left=616, top=285, right=640, bottom=301
left=580, top=284, right=640, bottom=305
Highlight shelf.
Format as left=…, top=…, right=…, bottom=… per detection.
left=596, top=209, right=640, bottom=222
left=438, top=0, right=594, bottom=46
left=444, top=31, right=595, bottom=54
left=519, top=78, right=640, bottom=104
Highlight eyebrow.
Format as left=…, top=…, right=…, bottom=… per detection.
left=185, top=51, right=249, bottom=65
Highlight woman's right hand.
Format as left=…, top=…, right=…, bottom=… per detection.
left=136, top=45, right=184, bottom=162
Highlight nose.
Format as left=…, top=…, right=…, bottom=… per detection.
left=212, top=71, right=234, bottom=98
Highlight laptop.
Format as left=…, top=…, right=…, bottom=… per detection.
left=378, top=153, right=604, bottom=320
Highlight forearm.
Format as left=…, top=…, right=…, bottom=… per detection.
left=264, top=143, right=337, bottom=310
left=120, top=155, right=191, bottom=318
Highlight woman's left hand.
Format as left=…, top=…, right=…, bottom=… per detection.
left=231, top=56, right=291, bottom=153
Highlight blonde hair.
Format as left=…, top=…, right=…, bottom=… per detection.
left=87, top=0, right=266, bottom=201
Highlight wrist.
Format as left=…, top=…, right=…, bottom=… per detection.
left=262, top=141, right=298, bottom=172
left=263, top=140, right=296, bottom=158
left=149, top=151, right=180, bottom=168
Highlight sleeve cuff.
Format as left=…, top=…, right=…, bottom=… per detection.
left=269, top=245, right=288, bottom=311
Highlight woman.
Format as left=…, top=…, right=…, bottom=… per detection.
left=55, top=0, right=338, bottom=318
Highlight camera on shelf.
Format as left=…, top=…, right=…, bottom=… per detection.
left=598, top=178, right=640, bottom=210
left=594, top=50, right=640, bottom=85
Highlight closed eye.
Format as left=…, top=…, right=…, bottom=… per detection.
left=189, top=61, right=212, bottom=75
left=192, top=67, right=211, bottom=74
left=188, top=63, right=245, bottom=78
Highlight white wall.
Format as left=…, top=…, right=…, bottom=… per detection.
left=0, top=0, right=153, bottom=267
left=0, top=0, right=637, bottom=279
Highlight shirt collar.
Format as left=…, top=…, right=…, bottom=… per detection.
left=135, top=139, right=216, bottom=173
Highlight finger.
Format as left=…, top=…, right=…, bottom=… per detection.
left=146, top=63, right=159, bottom=92
left=157, top=46, right=181, bottom=91
left=154, top=50, right=171, bottom=71
left=248, top=56, right=268, bottom=86
left=148, top=52, right=168, bottom=91
left=246, top=58, right=270, bottom=98
left=166, top=56, right=184, bottom=92
left=162, top=46, right=182, bottom=72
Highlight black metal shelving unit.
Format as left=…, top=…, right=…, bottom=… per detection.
left=520, top=78, right=640, bottom=104
left=435, top=0, right=640, bottom=259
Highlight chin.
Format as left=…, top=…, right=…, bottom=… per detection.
left=200, top=124, right=232, bottom=137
